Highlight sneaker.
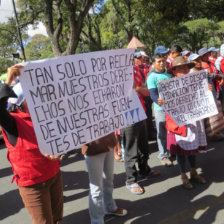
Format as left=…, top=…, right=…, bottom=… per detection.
left=160, top=157, right=173, bottom=166
left=106, top=208, right=128, bottom=216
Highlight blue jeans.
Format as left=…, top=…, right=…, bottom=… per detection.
left=154, top=110, right=170, bottom=160
left=84, top=151, right=117, bottom=224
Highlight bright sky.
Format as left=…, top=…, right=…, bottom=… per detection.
left=0, top=0, right=14, bottom=23
left=27, top=23, right=48, bottom=37
left=0, top=0, right=47, bottom=36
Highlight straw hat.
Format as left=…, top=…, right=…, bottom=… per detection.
left=168, top=56, right=195, bottom=73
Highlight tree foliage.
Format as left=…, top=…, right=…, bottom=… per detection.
left=1, top=0, right=224, bottom=61
left=25, top=34, right=54, bottom=60
left=0, top=19, right=20, bottom=58
left=179, top=19, right=220, bottom=51
left=17, top=0, right=95, bottom=56
left=77, top=1, right=105, bottom=52
left=0, top=58, right=14, bottom=74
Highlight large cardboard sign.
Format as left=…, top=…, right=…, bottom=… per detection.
left=20, top=49, right=146, bottom=155
left=158, top=70, right=218, bottom=126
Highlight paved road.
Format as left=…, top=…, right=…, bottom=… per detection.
left=1, top=139, right=224, bottom=224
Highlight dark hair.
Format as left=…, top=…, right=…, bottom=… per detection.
left=152, top=53, right=166, bottom=62
left=171, top=44, right=182, bottom=53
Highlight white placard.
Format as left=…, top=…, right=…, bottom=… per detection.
left=19, top=48, right=147, bottom=155
left=158, top=70, right=218, bottom=126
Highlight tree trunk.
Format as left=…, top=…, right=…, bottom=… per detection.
left=43, top=0, right=94, bottom=56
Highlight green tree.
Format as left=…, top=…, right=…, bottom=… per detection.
left=110, top=0, right=140, bottom=41
left=216, top=21, right=224, bottom=43
left=0, top=19, right=19, bottom=58
left=180, top=18, right=220, bottom=51
left=0, top=58, right=14, bottom=74
left=17, top=0, right=96, bottom=56
left=16, top=0, right=224, bottom=56
left=78, top=1, right=105, bottom=52
left=0, top=18, right=28, bottom=63
left=25, top=34, right=54, bottom=60
left=93, top=0, right=127, bottom=50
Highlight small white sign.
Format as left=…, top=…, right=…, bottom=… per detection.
left=158, top=70, right=218, bottom=126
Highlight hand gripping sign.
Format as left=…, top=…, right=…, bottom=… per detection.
left=19, top=48, right=147, bottom=155
left=158, top=70, right=218, bottom=127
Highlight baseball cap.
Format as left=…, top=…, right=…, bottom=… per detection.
left=182, top=50, right=190, bottom=56
left=198, top=47, right=208, bottom=56
left=134, top=51, right=148, bottom=58
left=208, top=47, right=219, bottom=52
left=188, top=53, right=201, bottom=62
left=154, top=45, right=169, bottom=55
left=134, top=52, right=140, bottom=58
left=8, top=82, right=24, bottom=106
left=138, top=51, right=148, bottom=57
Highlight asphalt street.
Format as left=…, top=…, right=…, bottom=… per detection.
left=0, top=138, right=224, bottom=224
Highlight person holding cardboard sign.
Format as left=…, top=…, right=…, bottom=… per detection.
left=0, top=65, right=63, bottom=224
left=162, top=56, right=211, bottom=190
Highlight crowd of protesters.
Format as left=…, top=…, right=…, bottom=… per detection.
left=1, top=43, right=224, bottom=224
left=129, top=44, right=224, bottom=193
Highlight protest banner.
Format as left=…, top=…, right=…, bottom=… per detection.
left=158, top=70, right=218, bottom=126
left=19, top=48, right=147, bottom=155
